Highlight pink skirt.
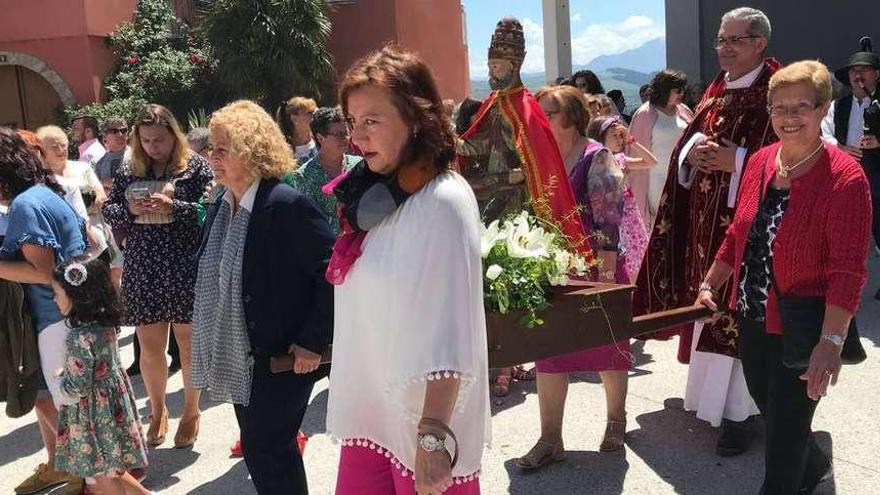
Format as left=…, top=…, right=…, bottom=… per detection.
left=535, top=340, right=633, bottom=373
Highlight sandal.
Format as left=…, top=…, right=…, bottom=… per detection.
left=492, top=374, right=511, bottom=397
left=599, top=418, right=627, bottom=452
left=516, top=439, right=566, bottom=470
left=511, top=365, right=536, bottom=381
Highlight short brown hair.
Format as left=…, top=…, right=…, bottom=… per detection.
left=339, top=44, right=455, bottom=169
left=285, top=96, right=317, bottom=115
left=535, top=85, right=590, bottom=136
left=648, top=69, right=688, bottom=107
left=130, top=104, right=191, bottom=178
left=768, top=60, right=833, bottom=107
left=102, top=117, right=128, bottom=133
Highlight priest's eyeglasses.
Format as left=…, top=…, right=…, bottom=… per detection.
left=714, top=35, right=759, bottom=48
left=767, top=102, right=820, bottom=118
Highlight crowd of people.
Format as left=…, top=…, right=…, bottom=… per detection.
left=0, top=5, right=878, bottom=495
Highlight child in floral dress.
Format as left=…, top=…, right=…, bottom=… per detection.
left=588, top=116, right=658, bottom=281
left=51, top=256, right=150, bottom=495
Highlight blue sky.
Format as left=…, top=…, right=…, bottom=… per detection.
left=462, top=0, right=666, bottom=77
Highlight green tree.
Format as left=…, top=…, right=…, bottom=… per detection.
left=200, top=0, right=333, bottom=111
left=63, top=0, right=214, bottom=125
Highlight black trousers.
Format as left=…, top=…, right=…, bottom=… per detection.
left=863, top=149, right=880, bottom=249
left=738, top=318, right=831, bottom=495
left=234, top=356, right=316, bottom=495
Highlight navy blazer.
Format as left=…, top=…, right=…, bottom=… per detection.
left=197, top=179, right=334, bottom=357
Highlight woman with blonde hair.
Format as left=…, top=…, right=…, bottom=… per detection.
left=277, top=95, right=319, bottom=162
left=192, top=100, right=334, bottom=493
left=698, top=60, right=870, bottom=493
left=102, top=103, right=213, bottom=449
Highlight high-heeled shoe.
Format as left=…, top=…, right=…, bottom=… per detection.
left=174, top=414, right=200, bottom=448
left=146, top=407, right=168, bottom=447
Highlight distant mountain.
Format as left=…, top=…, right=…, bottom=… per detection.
left=603, top=68, right=654, bottom=87
left=468, top=38, right=665, bottom=113
left=586, top=37, right=665, bottom=73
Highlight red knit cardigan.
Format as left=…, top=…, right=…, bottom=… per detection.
left=715, top=142, right=872, bottom=334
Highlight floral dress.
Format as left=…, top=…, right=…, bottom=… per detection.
left=102, top=152, right=213, bottom=325
left=55, top=323, right=147, bottom=478
left=614, top=153, right=649, bottom=281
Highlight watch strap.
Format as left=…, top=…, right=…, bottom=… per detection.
left=418, top=418, right=459, bottom=469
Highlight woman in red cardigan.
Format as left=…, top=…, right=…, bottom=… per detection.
left=697, top=60, right=872, bottom=494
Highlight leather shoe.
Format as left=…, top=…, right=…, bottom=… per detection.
left=716, top=418, right=752, bottom=457
left=798, top=463, right=833, bottom=494
left=174, top=414, right=200, bottom=448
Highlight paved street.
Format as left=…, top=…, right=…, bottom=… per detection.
left=2, top=253, right=879, bottom=494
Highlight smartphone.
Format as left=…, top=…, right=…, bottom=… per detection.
left=129, top=186, right=151, bottom=199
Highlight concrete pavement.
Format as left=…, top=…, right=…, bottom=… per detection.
left=2, top=254, right=879, bottom=494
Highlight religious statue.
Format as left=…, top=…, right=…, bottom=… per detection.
left=457, top=17, right=588, bottom=252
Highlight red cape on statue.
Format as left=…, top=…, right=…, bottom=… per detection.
left=633, top=58, right=781, bottom=364
left=456, top=86, right=591, bottom=258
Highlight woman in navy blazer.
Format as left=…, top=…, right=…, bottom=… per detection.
left=192, top=100, right=334, bottom=495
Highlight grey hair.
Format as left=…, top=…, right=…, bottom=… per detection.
left=721, top=7, right=771, bottom=41
left=186, top=127, right=210, bottom=154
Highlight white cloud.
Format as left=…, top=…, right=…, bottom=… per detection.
left=571, top=15, right=665, bottom=66
left=469, top=15, right=664, bottom=77
left=572, top=13, right=582, bottom=23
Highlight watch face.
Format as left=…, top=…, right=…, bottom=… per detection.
left=419, top=434, right=445, bottom=452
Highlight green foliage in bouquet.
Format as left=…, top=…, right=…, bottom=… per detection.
left=481, top=210, right=596, bottom=328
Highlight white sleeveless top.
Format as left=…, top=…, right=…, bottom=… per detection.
left=327, top=171, right=490, bottom=481
left=648, top=111, right=689, bottom=216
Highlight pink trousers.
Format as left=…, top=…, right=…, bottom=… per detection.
left=335, top=444, right=480, bottom=495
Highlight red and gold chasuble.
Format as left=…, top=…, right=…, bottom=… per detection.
left=456, top=86, right=591, bottom=257
left=633, top=58, right=780, bottom=363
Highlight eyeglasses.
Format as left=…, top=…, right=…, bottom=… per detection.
left=324, top=131, right=350, bottom=140
left=767, top=102, right=820, bottom=117
left=105, top=128, right=129, bottom=135
left=714, top=35, right=759, bottom=48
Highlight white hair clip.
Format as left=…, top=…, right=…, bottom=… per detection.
left=63, top=263, right=88, bottom=287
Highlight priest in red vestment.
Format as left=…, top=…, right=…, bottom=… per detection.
left=633, top=7, right=778, bottom=456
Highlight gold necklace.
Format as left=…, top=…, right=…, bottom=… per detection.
left=776, top=141, right=824, bottom=179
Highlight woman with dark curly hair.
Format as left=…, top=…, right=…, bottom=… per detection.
left=0, top=127, right=88, bottom=494
left=327, top=45, right=489, bottom=495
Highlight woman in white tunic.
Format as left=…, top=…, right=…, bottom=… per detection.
left=629, top=69, right=695, bottom=230
left=327, top=46, right=490, bottom=495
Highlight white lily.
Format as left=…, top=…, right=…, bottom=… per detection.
left=486, top=264, right=503, bottom=280
left=553, top=250, right=571, bottom=274
left=506, top=218, right=549, bottom=259
left=480, top=219, right=506, bottom=258
left=569, top=254, right=588, bottom=275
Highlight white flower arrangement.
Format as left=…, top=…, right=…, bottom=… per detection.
left=481, top=210, right=596, bottom=327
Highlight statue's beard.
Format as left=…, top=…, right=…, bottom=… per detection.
left=489, top=72, right=515, bottom=91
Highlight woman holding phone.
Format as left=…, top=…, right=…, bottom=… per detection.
left=103, top=104, right=213, bottom=449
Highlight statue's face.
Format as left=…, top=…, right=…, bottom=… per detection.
left=488, top=58, right=515, bottom=90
